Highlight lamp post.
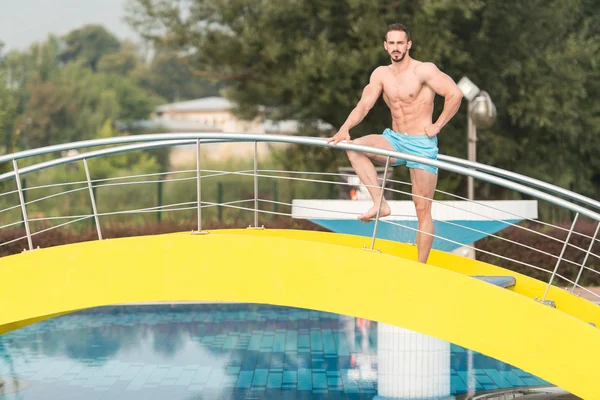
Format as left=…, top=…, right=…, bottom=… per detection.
left=457, top=77, right=497, bottom=200
left=455, top=77, right=497, bottom=261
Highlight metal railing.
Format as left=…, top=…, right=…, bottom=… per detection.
left=0, top=133, right=598, bottom=303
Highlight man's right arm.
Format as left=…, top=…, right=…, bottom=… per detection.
left=327, top=68, right=383, bottom=145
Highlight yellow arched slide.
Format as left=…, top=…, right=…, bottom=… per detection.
left=0, top=229, right=598, bottom=398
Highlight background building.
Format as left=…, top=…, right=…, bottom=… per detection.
left=148, top=96, right=331, bottom=166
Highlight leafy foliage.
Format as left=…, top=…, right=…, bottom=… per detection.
left=126, top=0, right=600, bottom=200
left=59, top=25, right=122, bottom=71
left=135, top=49, right=222, bottom=103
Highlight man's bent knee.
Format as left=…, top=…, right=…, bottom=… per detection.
left=346, top=149, right=359, bottom=162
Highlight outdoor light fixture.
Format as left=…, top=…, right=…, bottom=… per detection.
left=458, top=76, right=497, bottom=200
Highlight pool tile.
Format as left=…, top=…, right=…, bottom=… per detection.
left=0, top=303, right=553, bottom=399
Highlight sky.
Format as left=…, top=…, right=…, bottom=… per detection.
left=0, top=0, right=138, bottom=51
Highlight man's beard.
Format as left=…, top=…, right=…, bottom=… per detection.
left=391, top=52, right=406, bottom=63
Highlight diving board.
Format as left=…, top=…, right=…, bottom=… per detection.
left=292, top=200, right=538, bottom=252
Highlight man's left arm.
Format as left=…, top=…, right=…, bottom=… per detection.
left=416, top=62, right=463, bottom=136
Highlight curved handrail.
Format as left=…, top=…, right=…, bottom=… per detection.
left=0, top=139, right=195, bottom=182
left=1, top=133, right=600, bottom=222
left=0, top=133, right=269, bottom=163
left=438, top=154, right=600, bottom=211
left=3, top=133, right=598, bottom=216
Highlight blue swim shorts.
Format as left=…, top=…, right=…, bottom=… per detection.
left=381, top=128, right=439, bottom=174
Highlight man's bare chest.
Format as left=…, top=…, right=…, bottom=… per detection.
left=381, top=73, right=424, bottom=103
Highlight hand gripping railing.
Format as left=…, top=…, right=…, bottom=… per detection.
left=0, top=133, right=598, bottom=303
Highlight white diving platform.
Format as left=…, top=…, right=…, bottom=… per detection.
left=292, top=200, right=538, bottom=252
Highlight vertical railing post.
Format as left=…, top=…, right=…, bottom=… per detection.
left=197, top=139, right=202, bottom=232
left=83, top=158, right=102, bottom=240
left=253, top=141, right=258, bottom=228
left=542, top=213, right=579, bottom=302
left=467, top=104, right=476, bottom=201
left=157, top=180, right=163, bottom=223
left=217, top=182, right=223, bottom=222
left=21, top=178, right=26, bottom=229
left=572, top=221, right=600, bottom=293
left=13, top=159, right=33, bottom=251
left=21, top=178, right=26, bottom=205
left=191, top=139, right=208, bottom=234
left=273, top=180, right=278, bottom=213
left=370, top=157, right=391, bottom=251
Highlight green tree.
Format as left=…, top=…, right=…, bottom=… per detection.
left=105, top=74, right=162, bottom=123
left=25, top=62, right=120, bottom=147
left=457, top=1, right=600, bottom=199
left=0, top=42, right=16, bottom=187
left=126, top=0, right=479, bottom=132
left=0, top=73, right=17, bottom=153
left=29, top=35, right=62, bottom=82
left=97, top=44, right=139, bottom=76
left=1, top=35, right=65, bottom=150
left=1, top=29, right=163, bottom=150
left=0, top=42, right=17, bottom=154
left=134, top=49, right=222, bottom=102
left=60, top=25, right=121, bottom=71
left=126, top=0, right=600, bottom=200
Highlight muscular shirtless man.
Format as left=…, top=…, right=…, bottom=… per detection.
left=327, top=23, right=463, bottom=263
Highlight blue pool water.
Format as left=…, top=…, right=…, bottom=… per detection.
left=0, top=304, right=550, bottom=399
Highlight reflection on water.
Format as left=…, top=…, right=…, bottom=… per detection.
left=0, top=304, right=550, bottom=400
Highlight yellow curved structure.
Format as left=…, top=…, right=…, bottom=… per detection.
left=1, top=229, right=599, bottom=398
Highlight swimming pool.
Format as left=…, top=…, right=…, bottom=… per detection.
left=0, top=304, right=551, bottom=399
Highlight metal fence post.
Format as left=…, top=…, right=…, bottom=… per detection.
left=157, top=180, right=163, bottom=223
left=254, top=141, right=259, bottom=228
left=273, top=180, right=278, bottom=213
left=193, top=140, right=208, bottom=234
left=197, top=139, right=202, bottom=231
left=21, top=178, right=26, bottom=229
left=370, top=157, right=391, bottom=251
left=83, top=158, right=102, bottom=240
left=542, top=213, right=579, bottom=302
left=217, top=182, right=223, bottom=222
left=13, top=159, right=33, bottom=251
left=22, top=178, right=26, bottom=205
left=572, top=221, right=600, bottom=293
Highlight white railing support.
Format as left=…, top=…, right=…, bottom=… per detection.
left=13, top=159, right=33, bottom=251
left=192, top=139, right=208, bottom=235
left=83, top=158, right=102, bottom=240
left=370, top=156, right=391, bottom=251
left=542, top=214, right=579, bottom=302
left=572, top=222, right=600, bottom=292
left=254, top=141, right=259, bottom=228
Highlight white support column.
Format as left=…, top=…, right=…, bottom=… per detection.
left=375, top=323, right=450, bottom=399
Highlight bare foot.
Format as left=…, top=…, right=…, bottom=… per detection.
left=358, top=201, right=391, bottom=222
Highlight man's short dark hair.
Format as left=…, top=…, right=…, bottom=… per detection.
left=385, top=23, right=411, bottom=42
